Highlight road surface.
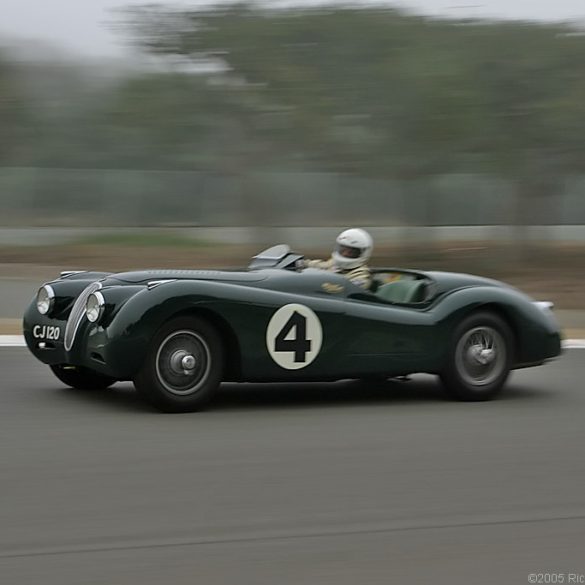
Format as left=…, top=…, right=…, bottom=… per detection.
left=1, top=348, right=584, bottom=584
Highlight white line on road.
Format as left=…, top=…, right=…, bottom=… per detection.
left=565, top=340, right=585, bottom=349
left=2, top=336, right=585, bottom=349
left=0, top=336, right=26, bottom=347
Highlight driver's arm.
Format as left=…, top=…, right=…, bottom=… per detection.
left=346, top=265, right=372, bottom=290
left=304, top=258, right=333, bottom=270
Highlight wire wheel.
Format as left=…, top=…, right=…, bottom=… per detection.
left=155, top=330, right=211, bottom=396
left=454, top=326, right=506, bottom=387
left=134, top=316, right=224, bottom=412
left=440, top=312, right=513, bottom=401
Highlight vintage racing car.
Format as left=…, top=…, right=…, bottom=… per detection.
left=23, top=245, right=562, bottom=411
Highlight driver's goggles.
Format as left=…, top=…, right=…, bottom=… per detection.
left=336, top=244, right=362, bottom=259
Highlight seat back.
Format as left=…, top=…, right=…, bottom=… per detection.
left=376, top=279, right=427, bottom=303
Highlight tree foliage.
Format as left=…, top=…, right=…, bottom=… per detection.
left=0, top=53, right=34, bottom=164
left=125, top=4, right=585, bottom=183
left=3, top=3, right=585, bottom=224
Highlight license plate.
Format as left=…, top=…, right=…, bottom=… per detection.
left=33, top=325, right=61, bottom=341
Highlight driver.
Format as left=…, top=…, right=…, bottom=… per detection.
left=305, top=228, right=373, bottom=289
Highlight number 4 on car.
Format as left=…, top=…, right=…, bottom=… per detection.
left=274, top=310, right=311, bottom=362
left=266, top=304, right=322, bottom=369
left=23, top=245, right=562, bottom=412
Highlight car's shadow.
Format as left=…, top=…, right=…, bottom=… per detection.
left=56, top=384, right=152, bottom=413
left=215, top=378, right=445, bottom=410
left=55, top=375, right=550, bottom=413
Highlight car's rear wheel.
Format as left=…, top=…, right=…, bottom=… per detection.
left=50, top=365, right=116, bottom=390
left=440, top=312, right=513, bottom=401
left=133, top=316, right=224, bottom=412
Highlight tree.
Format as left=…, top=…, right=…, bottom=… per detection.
left=0, top=53, right=33, bottom=164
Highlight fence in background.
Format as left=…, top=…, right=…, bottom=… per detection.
left=2, top=167, right=585, bottom=228
left=1, top=226, right=585, bottom=248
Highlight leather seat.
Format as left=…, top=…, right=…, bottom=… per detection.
left=376, top=279, right=427, bottom=303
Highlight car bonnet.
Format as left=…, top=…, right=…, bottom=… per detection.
left=108, top=270, right=267, bottom=285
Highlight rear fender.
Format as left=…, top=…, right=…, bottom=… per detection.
left=430, top=286, right=560, bottom=366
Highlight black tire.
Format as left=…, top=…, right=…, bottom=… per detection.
left=133, top=316, right=224, bottom=413
left=440, top=311, right=514, bottom=401
left=50, top=365, right=116, bottom=390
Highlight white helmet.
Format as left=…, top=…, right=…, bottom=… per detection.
left=331, top=228, right=373, bottom=270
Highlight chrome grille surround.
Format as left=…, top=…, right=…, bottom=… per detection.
left=64, top=281, right=102, bottom=351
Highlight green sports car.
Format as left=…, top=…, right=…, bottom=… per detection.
left=23, top=245, right=562, bottom=412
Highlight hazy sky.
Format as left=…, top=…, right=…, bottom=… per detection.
left=2, top=0, right=585, bottom=57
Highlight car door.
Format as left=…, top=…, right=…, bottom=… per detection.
left=341, top=290, right=436, bottom=375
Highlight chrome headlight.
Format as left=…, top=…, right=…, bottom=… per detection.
left=85, top=291, right=105, bottom=323
left=37, top=285, right=55, bottom=315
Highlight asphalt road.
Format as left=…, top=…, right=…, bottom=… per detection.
left=1, top=349, right=585, bottom=585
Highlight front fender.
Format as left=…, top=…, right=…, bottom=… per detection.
left=93, top=279, right=348, bottom=381
left=91, top=280, right=255, bottom=378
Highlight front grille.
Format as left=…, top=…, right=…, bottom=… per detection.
left=64, top=281, right=102, bottom=351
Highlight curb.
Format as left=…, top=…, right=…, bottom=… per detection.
left=0, top=336, right=26, bottom=347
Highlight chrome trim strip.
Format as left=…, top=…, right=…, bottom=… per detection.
left=147, top=279, right=177, bottom=290
left=60, top=270, right=87, bottom=279
left=64, top=281, right=102, bottom=351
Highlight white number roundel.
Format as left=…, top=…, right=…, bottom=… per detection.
left=266, top=304, right=323, bottom=370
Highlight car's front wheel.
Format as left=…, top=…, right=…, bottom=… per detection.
left=440, top=312, right=513, bottom=401
left=133, top=316, right=224, bottom=412
left=50, top=365, right=117, bottom=390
